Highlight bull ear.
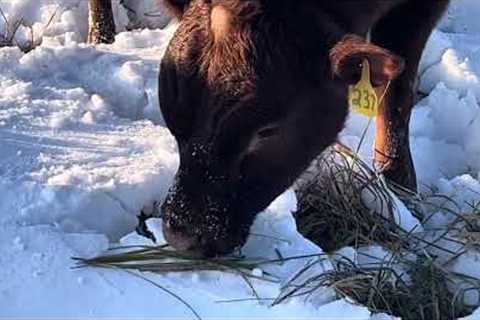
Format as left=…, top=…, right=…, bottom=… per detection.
left=329, top=35, right=405, bottom=87
left=162, top=0, right=191, bottom=19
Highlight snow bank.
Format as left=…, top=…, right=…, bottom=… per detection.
left=0, top=28, right=179, bottom=240
left=0, top=0, right=479, bottom=319
left=1, top=190, right=375, bottom=319
left=439, top=0, right=480, bottom=34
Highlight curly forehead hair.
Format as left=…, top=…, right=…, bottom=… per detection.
left=160, top=0, right=264, bottom=92
left=199, top=1, right=263, bottom=93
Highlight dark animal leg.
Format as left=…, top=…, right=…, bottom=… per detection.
left=371, top=0, right=449, bottom=192
left=135, top=201, right=162, bottom=243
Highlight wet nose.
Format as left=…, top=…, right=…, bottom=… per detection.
left=162, top=220, right=235, bottom=258
left=162, top=221, right=199, bottom=252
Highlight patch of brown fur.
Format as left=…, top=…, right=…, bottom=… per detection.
left=211, top=5, right=232, bottom=42
left=200, top=1, right=262, bottom=91
left=213, top=0, right=262, bottom=23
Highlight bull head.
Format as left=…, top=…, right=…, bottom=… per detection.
left=159, top=0, right=404, bottom=257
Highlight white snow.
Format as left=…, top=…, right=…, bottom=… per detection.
left=0, top=0, right=479, bottom=319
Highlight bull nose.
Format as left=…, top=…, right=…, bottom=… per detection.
left=162, top=221, right=236, bottom=258
left=162, top=222, right=199, bottom=252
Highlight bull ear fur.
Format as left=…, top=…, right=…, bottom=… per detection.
left=162, top=0, right=191, bottom=19
left=330, top=35, right=405, bottom=87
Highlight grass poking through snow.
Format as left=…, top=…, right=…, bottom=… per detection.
left=294, top=143, right=407, bottom=252
left=73, top=245, right=283, bottom=320
left=294, top=144, right=480, bottom=319
left=73, top=244, right=280, bottom=283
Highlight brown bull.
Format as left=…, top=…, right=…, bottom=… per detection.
left=159, top=0, right=450, bottom=256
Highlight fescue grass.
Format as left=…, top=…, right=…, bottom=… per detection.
left=451, top=201, right=480, bottom=246
left=74, top=244, right=278, bottom=282
left=294, top=143, right=407, bottom=253
left=74, top=244, right=281, bottom=320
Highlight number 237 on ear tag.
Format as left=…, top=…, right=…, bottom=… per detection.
left=348, top=59, right=379, bottom=118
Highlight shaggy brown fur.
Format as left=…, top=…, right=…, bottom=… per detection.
left=210, top=5, right=232, bottom=41
left=199, top=5, right=256, bottom=91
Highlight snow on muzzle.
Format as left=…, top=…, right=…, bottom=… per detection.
left=161, top=171, right=252, bottom=257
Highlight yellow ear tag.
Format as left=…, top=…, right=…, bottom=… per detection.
left=348, top=59, right=379, bottom=118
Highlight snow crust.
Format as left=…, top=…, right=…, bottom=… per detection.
left=0, top=0, right=479, bottom=319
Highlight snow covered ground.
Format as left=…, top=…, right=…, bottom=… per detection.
left=0, top=0, right=479, bottom=319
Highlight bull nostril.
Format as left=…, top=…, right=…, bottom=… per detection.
left=162, top=222, right=235, bottom=257
left=163, top=223, right=199, bottom=252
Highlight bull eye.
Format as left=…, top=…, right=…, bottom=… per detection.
left=257, top=126, right=279, bottom=139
